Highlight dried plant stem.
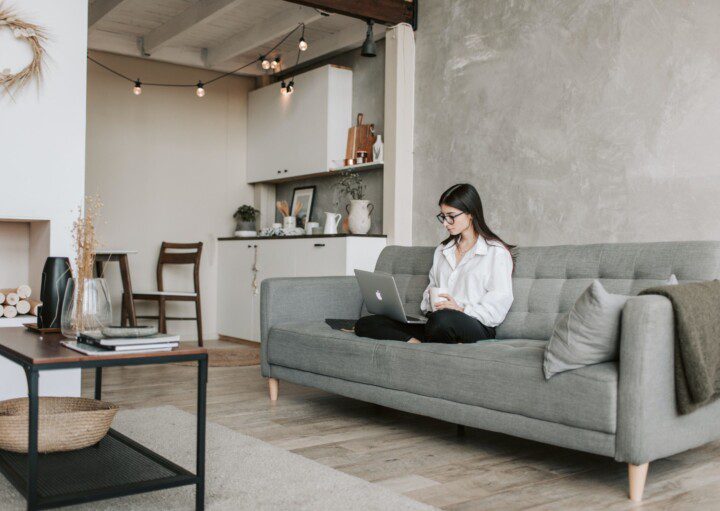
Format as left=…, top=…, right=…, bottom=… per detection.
left=71, top=196, right=103, bottom=333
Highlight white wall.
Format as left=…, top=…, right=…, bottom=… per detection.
left=0, top=0, right=87, bottom=399
left=86, top=52, right=254, bottom=341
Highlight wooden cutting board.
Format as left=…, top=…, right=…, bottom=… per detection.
left=345, top=113, right=376, bottom=161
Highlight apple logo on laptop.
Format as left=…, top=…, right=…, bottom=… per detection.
left=375, top=290, right=383, bottom=301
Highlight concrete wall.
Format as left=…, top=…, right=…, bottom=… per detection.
left=414, top=0, right=720, bottom=247
left=86, top=52, right=254, bottom=341
left=275, top=41, right=385, bottom=233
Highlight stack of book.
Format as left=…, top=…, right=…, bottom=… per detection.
left=61, top=332, right=180, bottom=356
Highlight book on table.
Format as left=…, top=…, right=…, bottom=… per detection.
left=61, top=341, right=176, bottom=356
left=79, top=332, right=181, bottom=347
left=60, top=332, right=181, bottom=356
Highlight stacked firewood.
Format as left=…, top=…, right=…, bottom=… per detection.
left=0, top=285, right=41, bottom=318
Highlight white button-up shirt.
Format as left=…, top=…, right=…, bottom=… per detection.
left=420, top=237, right=514, bottom=327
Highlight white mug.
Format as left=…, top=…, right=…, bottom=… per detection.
left=305, top=221, right=319, bottom=235
left=283, top=216, right=296, bottom=230
left=323, top=212, right=342, bottom=234
left=429, top=287, right=449, bottom=311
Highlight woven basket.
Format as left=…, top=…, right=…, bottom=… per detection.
left=0, top=397, right=118, bottom=453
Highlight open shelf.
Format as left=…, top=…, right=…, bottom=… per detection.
left=0, top=429, right=196, bottom=509
left=0, top=315, right=34, bottom=328
left=251, top=162, right=383, bottom=184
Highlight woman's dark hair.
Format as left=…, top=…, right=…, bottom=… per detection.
left=439, top=183, right=516, bottom=256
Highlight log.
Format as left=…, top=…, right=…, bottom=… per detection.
left=26, top=299, right=42, bottom=316
left=0, top=306, right=3, bottom=318
left=0, top=292, right=4, bottom=305
left=2, top=292, right=19, bottom=306
left=16, top=300, right=30, bottom=315
left=16, top=285, right=31, bottom=299
left=3, top=305, right=17, bottom=319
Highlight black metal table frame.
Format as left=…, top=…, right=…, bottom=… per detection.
left=0, top=351, right=208, bottom=511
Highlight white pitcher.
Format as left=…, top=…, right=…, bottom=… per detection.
left=347, top=200, right=374, bottom=235
left=323, top=212, right=342, bottom=234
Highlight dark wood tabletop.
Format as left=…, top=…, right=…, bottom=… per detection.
left=0, top=327, right=207, bottom=366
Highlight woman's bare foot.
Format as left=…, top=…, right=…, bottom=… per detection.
left=407, top=338, right=422, bottom=344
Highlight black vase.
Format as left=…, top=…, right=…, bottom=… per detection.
left=38, top=257, right=72, bottom=329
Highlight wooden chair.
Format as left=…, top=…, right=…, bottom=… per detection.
left=132, top=242, right=204, bottom=346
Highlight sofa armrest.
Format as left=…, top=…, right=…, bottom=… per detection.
left=616, top=295, right=720, bottom=464
left=260, top=276, right=363, bottom=376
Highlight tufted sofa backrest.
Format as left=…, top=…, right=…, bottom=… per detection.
left=374, top=241, right=720, bottom=340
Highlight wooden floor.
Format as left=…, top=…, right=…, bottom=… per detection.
left=82, top=342, right=720, bottom=510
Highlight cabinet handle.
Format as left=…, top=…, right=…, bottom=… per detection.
left=277, top=170, right=281, bottom=174
left=284, top=169, right=288, bottom=173
left=314, top=243, right=326, bottom=247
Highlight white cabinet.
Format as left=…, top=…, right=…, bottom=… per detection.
left=247, top=65, right=353, bottom=183
left=217, top=236, right=387, bottom=342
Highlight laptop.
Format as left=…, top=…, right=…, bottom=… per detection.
left=354, top=269, right=427, bottom=324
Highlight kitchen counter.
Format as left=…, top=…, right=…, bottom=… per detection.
left=218, top=233, right=387, bottom=241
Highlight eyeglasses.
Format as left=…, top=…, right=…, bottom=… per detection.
left=436, top=212, right=466, bottom=225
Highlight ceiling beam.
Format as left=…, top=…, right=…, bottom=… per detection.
left=204, top=4, right=323, bottom=68
left=283, top=0, right=415, bottom=28
left=88, top=0, right=128, bottom=29
left=141, top=0, right=242, bottom=55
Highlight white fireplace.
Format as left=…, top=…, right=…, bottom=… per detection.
left=0, top=0, right=88, bottom=400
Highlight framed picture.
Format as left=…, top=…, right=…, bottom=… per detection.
left=291, top=186, right=316, bottom=228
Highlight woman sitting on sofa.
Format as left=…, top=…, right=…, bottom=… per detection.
left=355, top=183, right=515, bottom=344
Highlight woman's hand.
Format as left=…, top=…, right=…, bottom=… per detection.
left=434, top=294, right=464, bottom=312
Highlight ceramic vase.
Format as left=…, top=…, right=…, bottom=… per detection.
left=323, top=212, right=342, bottom=234
left=347, top=200, right=374, bottom=235
left=38, top=257, right=72, bottom=329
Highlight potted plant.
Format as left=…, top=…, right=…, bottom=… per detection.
left=234, top=205, right=260, bottom=233
left=334, top=171, right=373, bottom=235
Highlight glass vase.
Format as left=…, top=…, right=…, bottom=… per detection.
left=61, top=278, right=112, bottom=339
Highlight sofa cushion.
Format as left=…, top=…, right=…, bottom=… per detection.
left=267, top=321, right=618, bottom=434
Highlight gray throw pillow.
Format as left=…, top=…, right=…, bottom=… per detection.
left=543, top=275, right=678, bottom=379
left=543, top=281, right=627, bottom=379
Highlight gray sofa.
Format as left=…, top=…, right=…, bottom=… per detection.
left=260, top=241, right=720, bottom=501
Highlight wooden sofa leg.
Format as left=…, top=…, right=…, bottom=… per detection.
left=268, top=378, right=279, bottom=401
left=628, top=463, right=649, bottom=502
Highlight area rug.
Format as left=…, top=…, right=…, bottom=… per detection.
left=0, top=406, right=436, bottom=510
left=175, top=344, right=260, bottom=367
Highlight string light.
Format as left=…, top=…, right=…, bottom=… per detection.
left=298, top=23, right=308, bottom=51
left=88, top=20, right=312, bottom=98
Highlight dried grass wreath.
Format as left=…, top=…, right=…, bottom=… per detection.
left=0, top=4, right=46, bottom=96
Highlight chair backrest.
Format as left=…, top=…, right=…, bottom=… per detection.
left=374, top=241, right=720, bottom=340
left=156, top=242, right=203, bottom=293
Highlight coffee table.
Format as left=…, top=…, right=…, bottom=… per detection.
left=0, top=328, right=208, bottom=510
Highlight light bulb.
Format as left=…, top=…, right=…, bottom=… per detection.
left=280, top=80, right=287, bottom=95
left=271, top=57, right=280, bottom=70
left=261, top=57, right=270, bottom=70
left=133, top=80, right=142, bottom=95
left=196, top=82, right=205, bottom=97
left=298, top=37, right=308, bottom=51
left=286, top=80, right=294, bottom=95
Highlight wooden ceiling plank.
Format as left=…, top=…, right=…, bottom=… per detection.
left=283, top=0, right=414, bottom=27
left=88, top=0, right=129, bottom=29
left=142, top=0, right=244, bottom=55
left=204, top=4, right=323, bottom=67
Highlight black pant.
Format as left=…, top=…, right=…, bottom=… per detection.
left=355, top=309, right=496, bottom=344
